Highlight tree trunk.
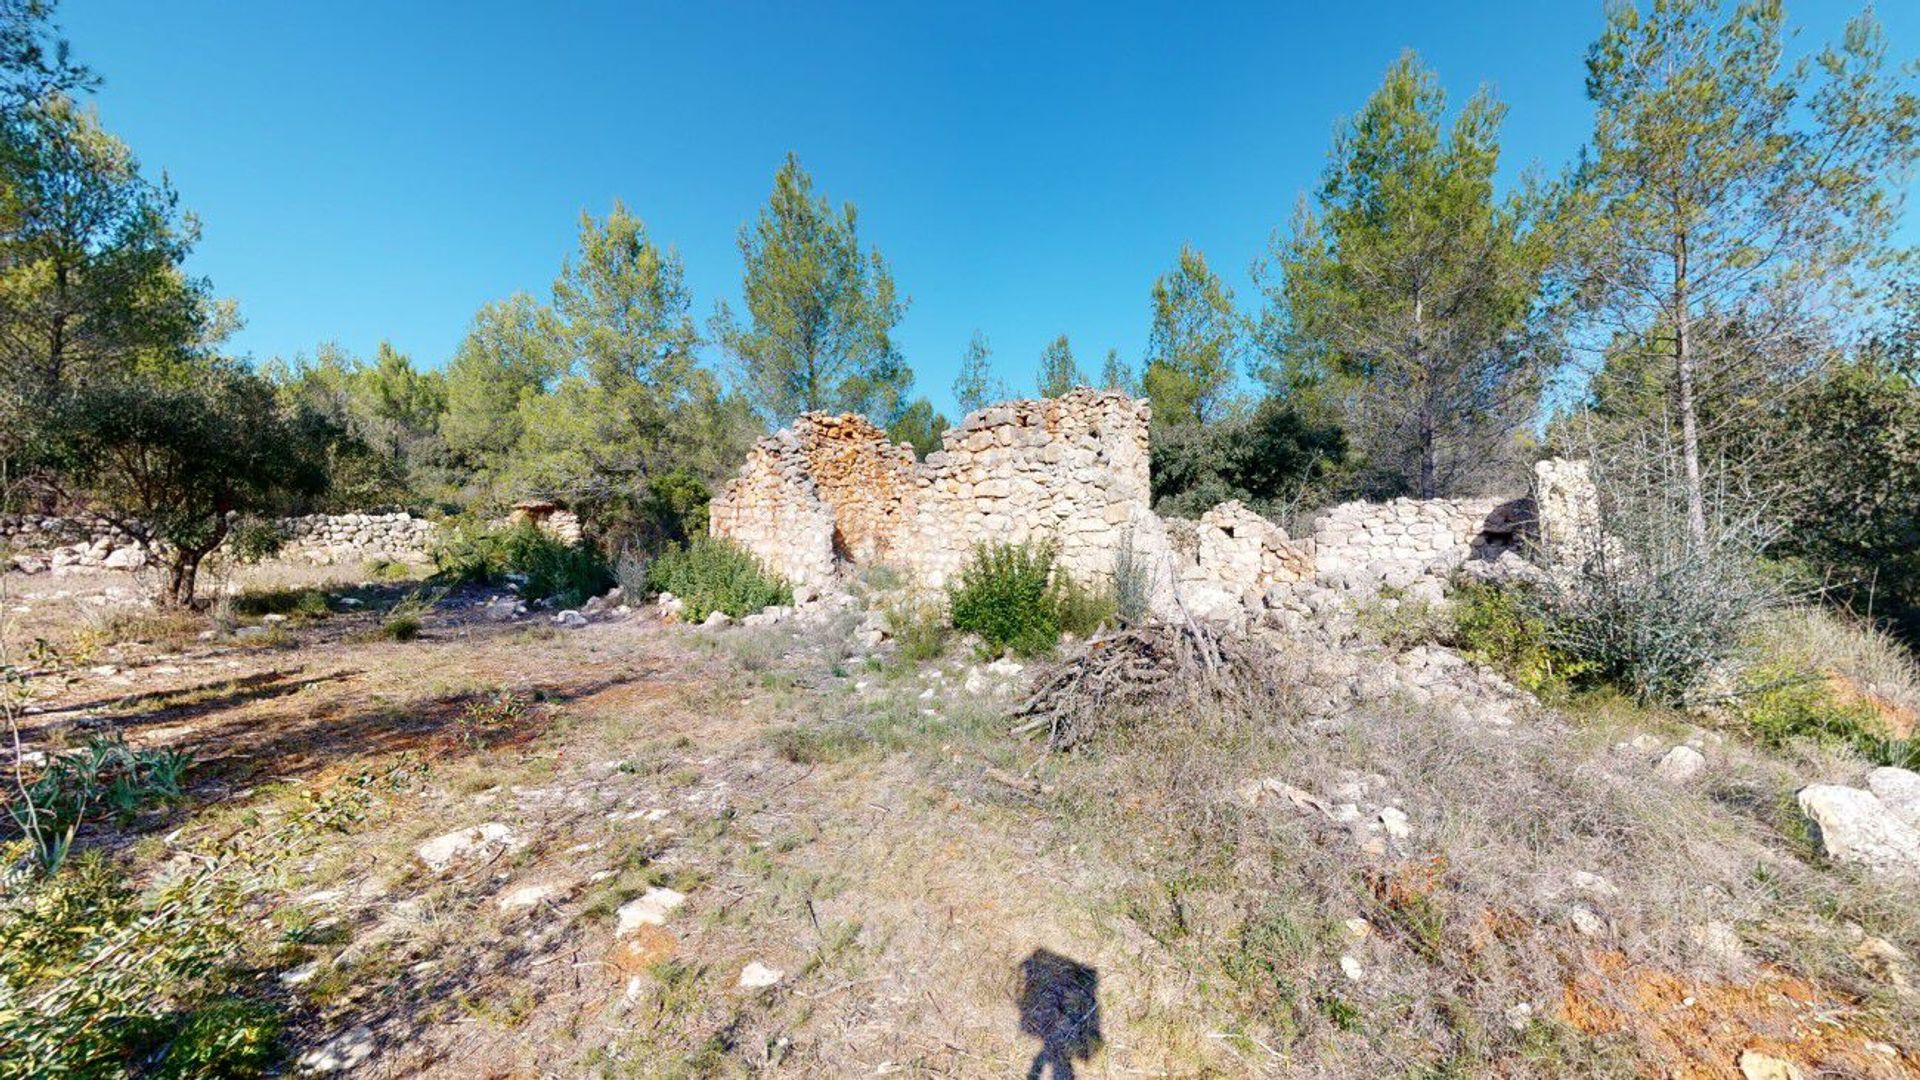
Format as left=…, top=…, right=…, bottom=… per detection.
left=1673, top=237, right=1707, bottom=547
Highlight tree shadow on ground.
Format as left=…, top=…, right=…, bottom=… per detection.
left=1017, top=948, right=1101, bottom=1079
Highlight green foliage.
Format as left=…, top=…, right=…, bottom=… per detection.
left=40, top=362, right=335, bottom=606
left=951, top=330, right=1006, bottom=415
left=264, top=341, right=450, bottom=511
left=645, top=537, right=792, bottom=622
left=1151, top=396, right=1347, bottom=518
left=1143, top=244, right=1241, bottom=426
left=1036, top=334, right=1085, bottom=398
left=0, top=852, right=279, bottom=1078
left=882, top=596, right=948, bottom=662
left=1099, top=348, right=1137, bottom=396
left=225, top=519, right=286, bottom=564
left=947, top=542, right=1064, bottom=657
left=1110, top=528, right=1151, bottom=626
left=1572, top=0, right=1919, bottom=535
left=230, top=587, right=329, bottom=620
left=432, top=523, right=611, bottom=608
left=711, top=152, right=911, bottom=423
left=5, top=734, right=191, bottom=875
left=1773, top=350, right=1920, bottom=641
left=885, top=397, right=950, bottom=459
left=1446, top=581, right=1592, bottom=699
left=1736, top=663, right=1917, bottom=769
left=1259, top=50, right=1553, bottom=499
left=1056, top=575, right=1117, bottom=639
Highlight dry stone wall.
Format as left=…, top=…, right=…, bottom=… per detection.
left=3, top=511, right=444, bottom=574
left=1308, top=496, right=1534, bottom=593
left=711, top=388, right=1589, bottom=622
left=710, top=388, right=1158, bottom=595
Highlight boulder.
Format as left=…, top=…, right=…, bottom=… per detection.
left=1866, top=767, right=1920, bottom=829
left=415, top=823, right=515, bottom=871
left=1798, top=784, right=1920, bottom=878
left=1654, top=745, right=1706, bottom=785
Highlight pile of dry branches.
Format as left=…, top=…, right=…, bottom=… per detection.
left=1011, top=619, right=1281, bottom=751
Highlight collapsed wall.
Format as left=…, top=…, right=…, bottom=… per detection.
left=710, top=389, right=1158, bottom=594
left=710, top=388, right=1583, bottom=621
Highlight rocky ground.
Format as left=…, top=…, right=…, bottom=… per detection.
left=5, top=561, right=1920, bottom=1078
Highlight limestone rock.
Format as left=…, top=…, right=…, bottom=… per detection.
left=1798, top=784, right=1920, bottom=877
left=738, top=961, right=785, bottom=988
left=1654, top=745, right=1706, bottom=785
left=616, top=887, right=687, bottom=934
left=1866, top=767, right=1920, bottom=829
left=416, top=823, right=514, bottom=871
left=298, top=1025, right=376, bottom=1074
left=1737, top=1051, right=1804, bottom=1080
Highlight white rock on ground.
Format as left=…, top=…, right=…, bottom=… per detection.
left=553, top=609, right=587, bottom=628
left=1737, top=1050, right=1805, bottom=1080
left=1798, top=784, right=1920, bottom=878
left=415, top=822, right=514, bottom=871
left=297, top=1025, right=376, bottom=1074
left=615, top=886, right=686, bottom=934
left=1654, top=745, right=1706, bottom=785
left=497, top=882, right=565, bottom=912
left=1867, top=767, right=1920, bottom=829
left=702, top=610, right=732, bottom=629
left=738, top=961, right=785, bottom=988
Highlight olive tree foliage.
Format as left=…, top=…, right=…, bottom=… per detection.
left=1259, top=51, right=1558, bottom=499
left=40, top=361, right=333, bottom=606
left=1571, top=0, right=1920, bottom=545
left=951, top=329, right=1006, bottom=415
left=1035, top=334, right=1084, bottom=398
left=1142, top=244, right=1242, bottom=427
left=711, top=153, right=911, bottom=424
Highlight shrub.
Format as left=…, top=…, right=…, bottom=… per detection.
left=432, top=522, right=612, bottom=608
left=1111, top=527, right=1151, bottom=626
left=645, top=537, right=792, bottom=622
left=948, top=542, right=1063, bottom=657
left=1736, top=662, right=1917, bottom=769
left=1447, top=581, right=1593, bottom=698
left=1056, top=575, right=1118, bottom=639
left=225, top=518, right=286, bottom=564
left=5, top=735, right=192, bottom=873
left=883, top=596, right=948, bottom=662
left=0, top=851, right=280, bottom=1077
left=231, top=587, right=330, bottom=620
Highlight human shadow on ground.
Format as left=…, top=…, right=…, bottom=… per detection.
left=1017, top=948, right=1101, bottom=1079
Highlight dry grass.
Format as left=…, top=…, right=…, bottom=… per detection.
left=8, top=570, right=1920, bottom=1077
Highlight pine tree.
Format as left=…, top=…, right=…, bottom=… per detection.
left=711, top=153, right=909, bottom=423
left=951, top=329, right=1005, bottom=414
left=1143, top=245, right=1241, bottom=426
left=1577, top=1, right=1920, bottom=542
left=1260, top=51, right=1557, bottom=498
left=1036, top=334, right=1085, bottom=398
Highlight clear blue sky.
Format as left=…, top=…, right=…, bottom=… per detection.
left=60, top=1, right=1920, bottom=421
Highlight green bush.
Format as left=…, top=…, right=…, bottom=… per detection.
left=225, top=518, right=286, bottom=564
left=231, top=587, right=331, bottom=620
left=1056, top=575, right=1118, bottom=639
left=432, top=522, right=612, bottom=608
left=1447, top=581, right=1593, bottom=699
left=1736, top=662, right=1917, bottom=768
left=5, top=735, right=193, bottom=873
left=0, top=852, right=280, bottom=1077
left=948, top=542, right=1064, bottom=657
left=883, top=596, right=948, bottom=662
left=645, top=537, right=792, bottom=622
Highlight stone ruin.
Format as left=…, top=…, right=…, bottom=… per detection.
left=710, top=389, right=1568, bottom=623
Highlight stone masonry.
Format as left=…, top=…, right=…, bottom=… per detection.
left=711, top=388, right=1570, bottom=619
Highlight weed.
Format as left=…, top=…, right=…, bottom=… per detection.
left=948, top=541, right=1063, bottom=657
left=5, top=734, right=193, bottom=872
left=647, top=537, right=792, bottom=621
left=882, top=595, right=947, bottom=661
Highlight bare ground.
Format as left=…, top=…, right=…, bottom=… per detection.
left=6, top=563, right=1920, bottom=1078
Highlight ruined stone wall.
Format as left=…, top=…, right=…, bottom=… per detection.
left=1308, top=496, right=1533, bottom=592
left=2, top=512, right=444, bottom=575
left=709, top=389, right=1156, bottom=593
left=709, top=392, right=1605, bottom=622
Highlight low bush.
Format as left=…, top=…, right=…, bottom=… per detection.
left=883, top=596, right=948, bottom=662
left=1056, top=575, right=1118, bottom=639
left=645, top=537, right=792, bottom=622
left=0, top=851, right=281, bottom=1077
left=230, top=587, right=331, bottom=620
left=432, top=522, right=612, bottom=608
left=948, top=542, right=1063, bottom=657
left=6, top=735, right=193, bottom=873
left=1736, top=662, right=1918, bottom=769
left=1446, top=581, right=1593, bottom=699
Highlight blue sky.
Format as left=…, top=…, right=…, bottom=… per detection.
left=60, top=1, right=1920, bottom=420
